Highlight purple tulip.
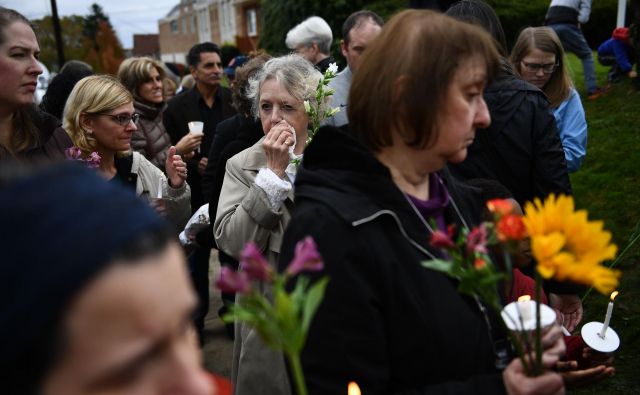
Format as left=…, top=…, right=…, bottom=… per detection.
left=286, top=236, right=324, bottom=276
left=466, top=224, right=488, bottom=255
left=215, top=266, right=251, bottom=294
left=239, top=242, right=273, bottom=282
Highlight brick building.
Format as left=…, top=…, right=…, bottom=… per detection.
left=158, top=0, right=261, bottom=65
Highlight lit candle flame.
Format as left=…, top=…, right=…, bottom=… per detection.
left=348, top=382, right=361, bottom=395
left=610, top=291, right=619, bottom=301
left=518, top=295, right=531, bottom=302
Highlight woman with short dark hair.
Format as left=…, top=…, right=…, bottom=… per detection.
left=278, top=10, right=566, bottom=394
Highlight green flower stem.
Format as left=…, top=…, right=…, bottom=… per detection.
left=287, top=352, right=308, bottom=395
left=534, top=271, right=543, bottom=376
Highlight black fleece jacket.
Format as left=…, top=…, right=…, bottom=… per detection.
left=278, top=126, right=508, bottom=395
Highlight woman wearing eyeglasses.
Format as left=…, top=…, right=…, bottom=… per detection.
left=118, top=57, right=202, bottom=171
left=511, top=27, right=587, bottom=173
left=63, top=75, right=191, bottom=232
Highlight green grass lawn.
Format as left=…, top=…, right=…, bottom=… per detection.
left=565, top=53, right=640, bottom=394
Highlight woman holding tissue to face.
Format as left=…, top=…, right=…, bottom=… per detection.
left=213, top=54, right=326, bottom=395
left=64, top=75, right=191, bottom=233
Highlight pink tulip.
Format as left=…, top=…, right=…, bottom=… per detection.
left=215, top=266, right=251, bottom=294
left=430, top=230, right=456, bottom=249
left=239, top=242, right=273, bottom=282
left=466, top=225, right=488, bottom=255
left=286, top=236, right=324, bottom=276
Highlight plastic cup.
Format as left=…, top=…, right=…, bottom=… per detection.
left=188, top=121, right=204, bottom=152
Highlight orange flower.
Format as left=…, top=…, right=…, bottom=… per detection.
left=487, top=199, right=514, bottom=217
left=474, top=258, right=487, bottom=269
left=496, top=214, right=528, bottom=241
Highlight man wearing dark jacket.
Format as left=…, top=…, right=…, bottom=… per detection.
left=163, top=42, right=235, bottom=340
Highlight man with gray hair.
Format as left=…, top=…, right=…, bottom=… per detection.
left=286, top=16, right=336, bottom=73
left=324, top=10, right=383, bottom=127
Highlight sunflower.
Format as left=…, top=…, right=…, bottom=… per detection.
left=523, top=194, right=620, bottom=294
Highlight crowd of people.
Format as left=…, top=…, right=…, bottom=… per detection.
left=1, top=0, right=635, bottom=393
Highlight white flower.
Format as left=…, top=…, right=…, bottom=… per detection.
left=327, top=63, right=338, bottom=75
left=325, top=107, right=340, bottom=117
left=303, top=100, right=311, bottom=114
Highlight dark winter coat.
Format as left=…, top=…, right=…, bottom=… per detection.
left=449, top=68, right=572, bottom=206
left=163, top=86, right=235, bottom=212
left=278, top=126, right=508, bottom=395
left=0, top=106, right=71, bottom=163
left=132, top=100, right=172, bottom=171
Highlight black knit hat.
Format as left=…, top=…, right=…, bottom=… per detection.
left=0, top=162, right=168, bottom=392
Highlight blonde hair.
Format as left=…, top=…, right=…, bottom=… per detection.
left=117, top=57, right=166, bottom=102
left=510, top=27, right=572, bottom=108
left=63, top=75, right=133, bottom=155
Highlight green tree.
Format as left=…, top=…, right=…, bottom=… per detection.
left=33, top=15, right=89, bottom=71
left=81, top=4, right=125, bottom=73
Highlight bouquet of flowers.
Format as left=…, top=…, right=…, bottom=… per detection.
left=215, top=237, right=328, bottom=395
left=423, top=194, right=620, bottom=376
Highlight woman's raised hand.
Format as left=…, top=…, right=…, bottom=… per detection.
left=165, top=146, right=187, bottom=188
left=263, top=120, right=295, bottom=178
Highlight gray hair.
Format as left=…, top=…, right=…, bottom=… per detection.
left=247, top=54, right=326, bottom=120
left=285, top=16, right=333, bottom=54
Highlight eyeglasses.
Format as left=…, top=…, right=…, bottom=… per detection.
left=90, top=112, right=140, bottom=126
left=521, top=61, right=559, bottom=74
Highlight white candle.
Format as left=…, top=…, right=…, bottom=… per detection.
left=517, top=295, right=532, bottom=322
left=599, top=291, right=619, bottom=338
left=157, top=177, right=163, bottom=199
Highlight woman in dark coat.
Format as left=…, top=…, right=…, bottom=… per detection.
left=0, top=7, right=70, bottom=162
left=278, top=10, right=566, bottom=395
left=118, top=56, right=201, bottom=171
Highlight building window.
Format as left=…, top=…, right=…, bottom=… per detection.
left=170, top=20, right=178, bottom=34
left=182, top=17, right=187, bottom=34
left=191, top=15, right=196, bottom=33
left=246, top=8, right=257, bottom=37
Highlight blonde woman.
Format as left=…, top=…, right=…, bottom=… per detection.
left=118, top=57, right=201, bottom=170
left=511, top=27, right=587, bottom=172
left=63, top=75, right=191, bottom=231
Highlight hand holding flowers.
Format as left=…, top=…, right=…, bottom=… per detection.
left=424, top=194, right=620, bottom=379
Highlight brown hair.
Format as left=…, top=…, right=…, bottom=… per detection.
left=0, top=7, right=40, bottom=154
left=117, top=57, right=166, bottom=103
left=348, top=10, right=499, bottom=151
left=232, top=53, right=271, bottom=115
left=510, top=27, right=572, bottom=108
